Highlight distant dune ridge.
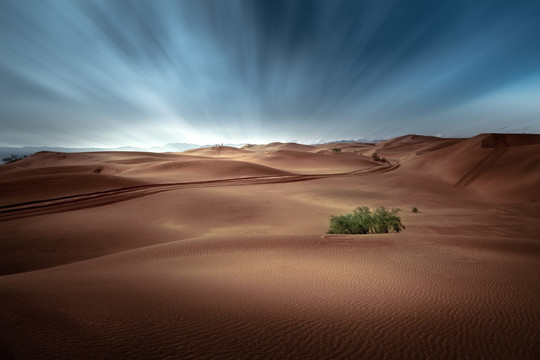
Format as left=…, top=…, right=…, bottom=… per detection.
left=1, top=133, right=539, bottom=359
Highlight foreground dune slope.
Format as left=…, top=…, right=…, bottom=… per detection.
left=1, top=233, right=539, bottom=360
left=1, top=134, right=539, bottom=359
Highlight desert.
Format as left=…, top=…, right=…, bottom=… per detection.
left=1, top=133, right=539, bottom=359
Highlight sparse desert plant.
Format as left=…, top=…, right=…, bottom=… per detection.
left=328, top=206, right=404, bottom=234
left=412, top=207, right=419, bottom=213
left=371, top=207, right=404, bottom=233
left=371, top=152, right=386, bottom=162
left=332, top=147, right=342, bottom=152
left=2, top=154, right=27, bottom=164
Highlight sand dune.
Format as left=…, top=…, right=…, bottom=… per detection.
left=1, top=134, right=539, bottom=359
left=183, top=145, right=251, bottom=156
left=370, top=134, right=458, bottom=157
left=252, top=149, right=380, bottom=174
left=401, top=133, right=540, bottom=201
left=244, top=142, right=318, bottom=152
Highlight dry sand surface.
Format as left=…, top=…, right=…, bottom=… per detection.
left=1, top=133, right=539, bottom=359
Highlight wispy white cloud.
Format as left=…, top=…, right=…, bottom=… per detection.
left=0, top=0, right=539, bottom=147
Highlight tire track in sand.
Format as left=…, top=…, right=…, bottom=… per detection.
left=0, top=161, right=399, bottom=222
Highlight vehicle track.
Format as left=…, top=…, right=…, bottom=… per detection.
left=0, top=161, right=399, bottom=222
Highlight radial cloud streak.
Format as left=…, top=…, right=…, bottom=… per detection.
left=1, top=0, right=539, bottom=147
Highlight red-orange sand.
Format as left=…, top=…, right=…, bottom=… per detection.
left=1, top=133, right=539, bottom=359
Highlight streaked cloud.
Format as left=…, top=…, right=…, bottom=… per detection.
left=1, top=0, right=539, bottom=147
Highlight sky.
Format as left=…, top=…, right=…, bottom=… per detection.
left=1, top=0, right=540, bottom=147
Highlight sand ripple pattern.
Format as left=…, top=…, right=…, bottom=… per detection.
left=1, top=234, right=538, bottom=359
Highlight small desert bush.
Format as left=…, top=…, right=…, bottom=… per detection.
left=332, top=147, right=342, bottom=152
left=328, top=206, right=404, bottom=234
left=371, top=152, right=387, bottom=162
left=412, top=207, right=419, bottom=213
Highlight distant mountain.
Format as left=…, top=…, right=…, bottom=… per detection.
left=201, top=143, right=247, bottom=148
left=0, top=143, right=202, bottom=163
left=313, top=138, right=386, bottom=145
left=356, top=138, right=387, bottom=143
left=113, top=143, right=201, bottom=152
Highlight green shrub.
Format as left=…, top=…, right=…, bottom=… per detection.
left=332, top=147, right=342, bottom=152
left=328, top=206, right=404, bottom=234
left=412, top=207, right=419, bottom=213
left=372, top=152, right=380, bottom=161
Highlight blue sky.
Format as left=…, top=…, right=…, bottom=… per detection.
left=1, top=0, right=539, bottom=147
